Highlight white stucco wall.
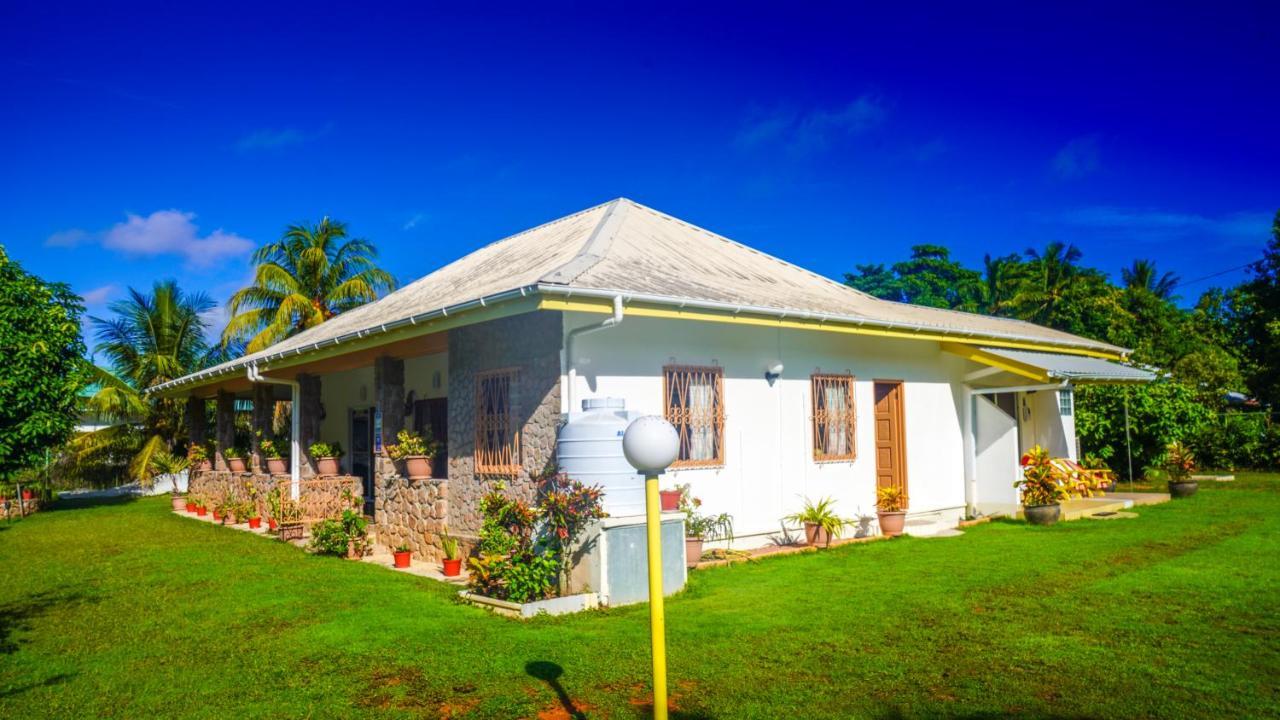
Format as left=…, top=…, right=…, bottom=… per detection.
left=973, top=395, right=1020, bottom=516
left=561, top=313, right=970, bottom=545
left=1017, top=388, right=1076, bottom=460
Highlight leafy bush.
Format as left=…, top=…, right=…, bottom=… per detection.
left=466, top=471, right=606, bottom=602
left=875, top=486, right=906, bottom=512
left=258, top=437, right=285, bottom=459
left=309, top=441, right=344, bottom=458
left=1075, top=381, right=1214, bottom=478
left=1164, top=441, right=1197, bottom=481
left=1015, top=445, right=1070, bottom=506
left=308, top=509, right=368, bottom=556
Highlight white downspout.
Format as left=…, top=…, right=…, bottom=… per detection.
left=248, top=364, right=301, bottom=500
left=564, top=295, right=624, bottom=415
left=962, top=385, right=976, bottom=518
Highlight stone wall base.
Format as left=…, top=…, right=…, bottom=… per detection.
left=373, top=470, right=450, bottom=561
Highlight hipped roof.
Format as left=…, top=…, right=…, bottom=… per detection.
left=155, top=198, right=1128, bottom=394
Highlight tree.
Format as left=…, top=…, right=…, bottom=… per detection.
left=844, top=245, right=982, bottom=311
left=1122, top=259, right=1180, bottom=300
left=980, top=253, right=1024, bottom=315
left=1009, top=241, right=1084, bottom=324
left=223, top=218, right=397, bottom=353
left=76, top=281, right=215, bottom=481
left=0, top=246, right=87, bottom=483
left=1219, top=210, right=1280, bottom=407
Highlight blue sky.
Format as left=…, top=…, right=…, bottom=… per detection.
left=2, top=1, right=1277, bottom=352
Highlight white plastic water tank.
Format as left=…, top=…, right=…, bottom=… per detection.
left=557, top=398, right=643, bottom=517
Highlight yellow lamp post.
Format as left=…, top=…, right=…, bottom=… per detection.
left=622, top=416, right=680, bottom=720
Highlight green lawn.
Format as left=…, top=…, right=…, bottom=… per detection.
left=2, top=476, right=1277, bottom=719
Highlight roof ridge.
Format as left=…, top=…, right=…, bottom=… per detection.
left=539, top=198, right=630, bottom=284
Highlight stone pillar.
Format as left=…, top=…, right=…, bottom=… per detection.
left=185, top=396, right=207, bottom=448
left=298, top=373, right=322, bottom=479
left=251, top=383, right=274, bottom=472
left=374, top=355, right=405, bottom=475
left=215, top=390, right=235, bottom=471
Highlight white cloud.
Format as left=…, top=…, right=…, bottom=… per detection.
left=1052, top=206, right=1271, bottom=246
left=236, top=124, right=332, bottom=152
left=47, top=210, right=254, bottom=269
left=80, top=284, right=118, bottom=306
left=735, top=94, right=890, bottom=154
left=403, top=213, right=426, bottom=231
left=1052, top=134, right=1101, bottom=179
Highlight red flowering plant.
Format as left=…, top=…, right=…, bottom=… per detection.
left=1014, top=445, right=1070, bottom=507
left=1163, top=441, right=1196, bottom=482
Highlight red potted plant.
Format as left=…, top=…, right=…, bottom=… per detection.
left=440, top=533, right=462, bottom=576
left=393, top=544, right=413, bottom=568
left=194, top=498, right=208, bottom=517
left=1016, top=445, right=1070, bottom=526
left=185, top=499, right=197, bottom=513
left=659, top=488, right=682, bottom=512
left=309, top=442, right=343, bottom=476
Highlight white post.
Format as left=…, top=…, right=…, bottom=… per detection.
left=291, top=382, right=301, bottom=500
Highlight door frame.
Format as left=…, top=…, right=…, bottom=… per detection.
left=348, top=407, right=375, bottom=515
left=872, top=379, right=909, bottom=508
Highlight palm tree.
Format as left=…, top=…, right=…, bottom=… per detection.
left=222, top=218, right=397, bottom=353
left=1122, top=259, right=1180, bottom=300
left=73, top=281, right=215, bottom=481
left=980, top=253, right=1023, bottom=315
left=1010, top=241, right=1083, bottom=323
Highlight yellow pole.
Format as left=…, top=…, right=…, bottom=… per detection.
left=644, top=473, right=669, bottom=720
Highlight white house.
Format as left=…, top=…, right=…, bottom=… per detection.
left=159, top=198, right=1152, bottom=557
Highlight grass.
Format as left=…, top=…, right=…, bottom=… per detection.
left=1, top=476, right=1278, bottom=719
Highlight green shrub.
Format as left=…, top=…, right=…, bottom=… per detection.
left=1076, top=381, right=1214, bottom=478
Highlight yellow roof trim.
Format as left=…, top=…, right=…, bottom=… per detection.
left=938, top=342, right=1051, bottom=383
left=540, top=296, right=1125, bottom=361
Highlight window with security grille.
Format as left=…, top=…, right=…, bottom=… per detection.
left=811, top=374, right=856, bottom=461
left=1059, top=388, right=1074, bottom=416
left=475, top=369, right=520, bottom=475
left=663, top=365, right=725, bottom=467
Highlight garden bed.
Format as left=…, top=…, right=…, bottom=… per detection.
left=458, top=590, right=600, bottom=619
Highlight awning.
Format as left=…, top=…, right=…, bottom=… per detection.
left=942, top=343, right=1157, bottom=384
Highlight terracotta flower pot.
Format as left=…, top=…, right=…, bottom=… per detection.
left=401, top=455, right=432, bottom=480
left=268, top=518, right=278, bottom=531
left=1168, top=480, right=1198, bottom=499
left=185, top=501, right=197, bottom=513
left=212, top=510, right=222, bottom=521
left=803, top=522, right=831, bottom=547
left=171, top=495, right=187, bottom=511
left=346, top=540, right=362, bottom=559
left=248, top=517, right=262, bottom=529
left=659, top=490, right=682, bottom=512
left=267, top=458, right=287, bottom=474
left=394, top=550, right=412, bottom=568
left=196, top=507, right=207, bottom=517
left=442, top=558, right=463, bottom=577
left=316, top=457, right=340, bottom=476
left=877, top=511, right=907, bottom=537
left=1024, top=503, right=1061, bottom=526
left=228, top=458, right=247, bottom=473
left=685, top=537, right=704, bottom=567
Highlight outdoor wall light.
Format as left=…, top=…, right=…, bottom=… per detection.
left=765, top=362, right=785, bottom=385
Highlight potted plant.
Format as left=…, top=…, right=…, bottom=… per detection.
left=1016, top=445, right=1070, bottom=526
left=875, top=486, right=907, bottom=537
left=260, top=437, right=288, bottom=475
left=441, top=532, right=462, bottom=576
left=1164, top=441, right=1199, bottom=498
left=193, top=497, right=208, bottom=517
left=679, top=486, right=734, bottom=567
left=185, top=496, right=197, bottom=513
left=308, top=509, right=369, bottom=558
left=149, top=450, right=191, bottom=511
left=310, top=441, right=344, bottom=476
left=659, top=487, right=682, bottom=512
left=386, top=429, right=437, bottom=480
left=224, top=445, right=248, bottom=473
left=189, top=443, right=212, bottom=471
left=784, top=496, right=848, bottom=547
left=266, top=487, right=282, bottom=531
left=393, top=543, right=412, bottom=568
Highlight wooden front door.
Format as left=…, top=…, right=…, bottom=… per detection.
left=874, top=381, right=908, bottom=508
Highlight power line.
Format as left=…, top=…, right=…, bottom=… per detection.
left=1171, top=261, right=1255, bottom=290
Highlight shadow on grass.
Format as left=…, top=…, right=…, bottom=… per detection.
left=0, top=673, right=76, bottom=699
left=525, top=661, right=715, bottom=720
left=0, top=588, right=99, bottom=654
left=44, top=494, right=139, bottom=512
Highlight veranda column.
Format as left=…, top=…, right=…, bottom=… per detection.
left=297, top=374, right=322, bottom=479
left=373, top=356, right=405, bottom=476
left=185, top=395, right=207, bottom=449
left=215, top=390, right=235, bottom=471
left=251, top=383, right=274, bottom=473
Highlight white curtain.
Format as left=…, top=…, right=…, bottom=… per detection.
left=823, top=384, right=850, bottom=455
left=689, top=380, right=715, bottom=460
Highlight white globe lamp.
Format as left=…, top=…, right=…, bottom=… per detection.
left=623, top=415, right=680, bottom=474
